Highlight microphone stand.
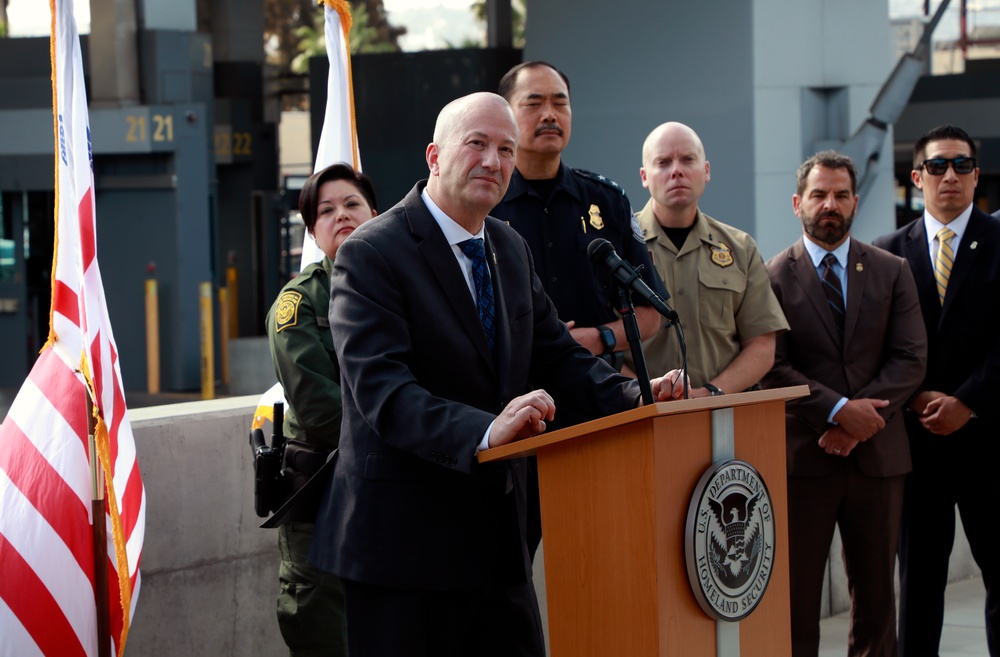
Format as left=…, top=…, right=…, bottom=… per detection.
left=616, top=285, right=654, bottom=406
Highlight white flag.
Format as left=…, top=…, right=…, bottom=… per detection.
left=299, top=0, right=362, bottom=269
left=254, top=0, right=362, bottom=429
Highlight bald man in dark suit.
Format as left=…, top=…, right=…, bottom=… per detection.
left=763, top=151, right=926, bottom=657
left=309, top=92, right=665, bottom=657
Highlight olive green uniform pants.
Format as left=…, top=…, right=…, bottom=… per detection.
left=277, top=522, right=347, bottom=656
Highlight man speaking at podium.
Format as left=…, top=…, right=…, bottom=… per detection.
left=309, top=92, right=675, bottom=657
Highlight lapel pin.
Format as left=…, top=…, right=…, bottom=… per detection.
left=970, top=241, right=978, bottom=250
left=855, top=263, right=863, bottom=272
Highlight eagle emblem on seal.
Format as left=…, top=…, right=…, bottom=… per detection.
left=707, top=490, right=763, bottom=587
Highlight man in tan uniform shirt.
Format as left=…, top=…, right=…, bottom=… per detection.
left=633, top=122, right=787, bottom=397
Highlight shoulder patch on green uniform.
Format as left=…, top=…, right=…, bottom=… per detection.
left=573, top=168, right=627, bottom=197
left=275, top=291, right=303, bottom=333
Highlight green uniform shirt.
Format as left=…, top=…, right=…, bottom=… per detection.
left=634, top=201, right=788, bottom=387
left=266, top=256, right=342, bottom=450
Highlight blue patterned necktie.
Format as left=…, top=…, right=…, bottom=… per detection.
left=821, top=253, right=845, bottom=337
left=459, top=238, right=496, bottom=352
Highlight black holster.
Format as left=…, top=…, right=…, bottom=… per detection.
left=280, top=440, right=330, bottom=522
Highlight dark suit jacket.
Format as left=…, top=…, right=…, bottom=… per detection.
left=310, top=182, right=639, bottom=592
left=874, top=206, right=1000, bottom=447
left=762, top=238, right=926, bottom=477
left=875, top=207, right=1000, bottom=469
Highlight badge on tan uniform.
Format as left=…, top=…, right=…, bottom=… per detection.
left=275, top=291, right=303, bottom=332
left=588, top=204, right=605, bottom=230
left=710, top=243, right=734, bottom=268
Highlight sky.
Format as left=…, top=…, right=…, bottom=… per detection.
left=4, top=0, right=466, bottom=37
left=6, top=0, right=90, bottom=36
left=6, top=0, right=998, bottom=43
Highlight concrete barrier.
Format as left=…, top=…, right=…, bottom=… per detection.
left=127, top=396, right=284, bottom=656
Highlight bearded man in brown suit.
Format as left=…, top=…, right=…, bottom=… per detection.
left=762, top=151, right=927, bottom=657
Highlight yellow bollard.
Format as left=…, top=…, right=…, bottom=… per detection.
left=226, top=251, right=239, bottom=338
left=218, top=286, right=230, bottom=388
left=199, top=282, right=215, bottom=399
left=145, top=268, right=160, bottom=394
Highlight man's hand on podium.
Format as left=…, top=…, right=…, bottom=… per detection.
left=488, top=390, right=557, bottom=448
left=651, top=369, right=690, bottom=401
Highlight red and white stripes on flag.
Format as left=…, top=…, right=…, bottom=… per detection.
left=253, top=0, right=361, bottom=429
left=0, top=0, right=146, bottom=655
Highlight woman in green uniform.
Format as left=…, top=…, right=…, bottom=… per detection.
left=266, top=163, right=377, bottom=656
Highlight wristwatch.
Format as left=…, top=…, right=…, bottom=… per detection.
left=597, top=326, right=616, bottom=354
left=704, top=383, right=725, bottom=396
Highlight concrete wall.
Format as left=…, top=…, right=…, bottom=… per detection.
left=227, top=336, right=277, bottom=397
left=526, top=0, right=898, bottom=260
left=525, top=0, right=757, bottom=239
left=751, top=0, right=897, bottom=257
left=125, top=398, right=980, bottom=654
left=127, top=396, right=284, bottom=656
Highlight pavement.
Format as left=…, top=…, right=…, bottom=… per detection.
left=819, top=575, right=989, bottom=656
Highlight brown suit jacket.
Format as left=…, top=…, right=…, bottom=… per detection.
left=762, top=238, right=927, bottom=478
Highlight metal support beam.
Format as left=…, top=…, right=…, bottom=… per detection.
left=89, top=0, right=141, bottom=106
left=486, top=0, right=513, bottom=48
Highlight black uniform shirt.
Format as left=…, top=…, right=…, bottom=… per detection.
left=491, top=163, right=667, bottom=328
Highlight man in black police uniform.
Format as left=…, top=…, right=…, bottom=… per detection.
left=492, top=61, right=666, bottom=558
left=493, top=61, right=664, bottom=378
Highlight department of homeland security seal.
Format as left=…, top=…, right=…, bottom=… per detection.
left=685, top=459, right=776, bottom=622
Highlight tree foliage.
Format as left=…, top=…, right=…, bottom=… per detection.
left=265, top=0, right=403, bottom=73
left=290, top=1, right=396, bottom=73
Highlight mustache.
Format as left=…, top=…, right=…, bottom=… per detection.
left=817, top=211, right=844, bottom=221
left=535, top=122, right=563, bottom=137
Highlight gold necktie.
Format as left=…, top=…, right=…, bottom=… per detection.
left=934, top=227, right=956, bottom=305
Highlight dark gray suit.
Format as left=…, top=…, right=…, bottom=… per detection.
left=763, top=238, right=926, bottom=657
left=875, top=207, right=1000, bottom=656
left=311, top=182, right=639, bottom=656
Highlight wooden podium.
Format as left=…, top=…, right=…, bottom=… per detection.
left=479, top=386, right=808, bottom=657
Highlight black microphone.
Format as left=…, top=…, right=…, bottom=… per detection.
left=587, top=238, right=678, bottom=321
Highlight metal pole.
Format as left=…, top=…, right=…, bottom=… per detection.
left=226, top=251, right=239, bottom=338
left=88, top=398, right=111, bottom=657
left=486, top=0, right=513, bottom=48
left=145, top=265, right=160, bottom=394
left=218, top=286, right=230, bottom=388
left=200, top=281, right=215, bottom=399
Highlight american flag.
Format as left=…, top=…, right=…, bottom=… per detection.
left=0, top=0, right=146, bottom=655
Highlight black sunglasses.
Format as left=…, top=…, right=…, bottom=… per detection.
left=918, top=157, right=977, bottom=176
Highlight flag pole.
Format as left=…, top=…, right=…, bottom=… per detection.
left=88, top=393, right=111, bottom=657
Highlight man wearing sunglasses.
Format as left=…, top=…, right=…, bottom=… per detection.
left=874, top=124, right=1000, bottom=656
